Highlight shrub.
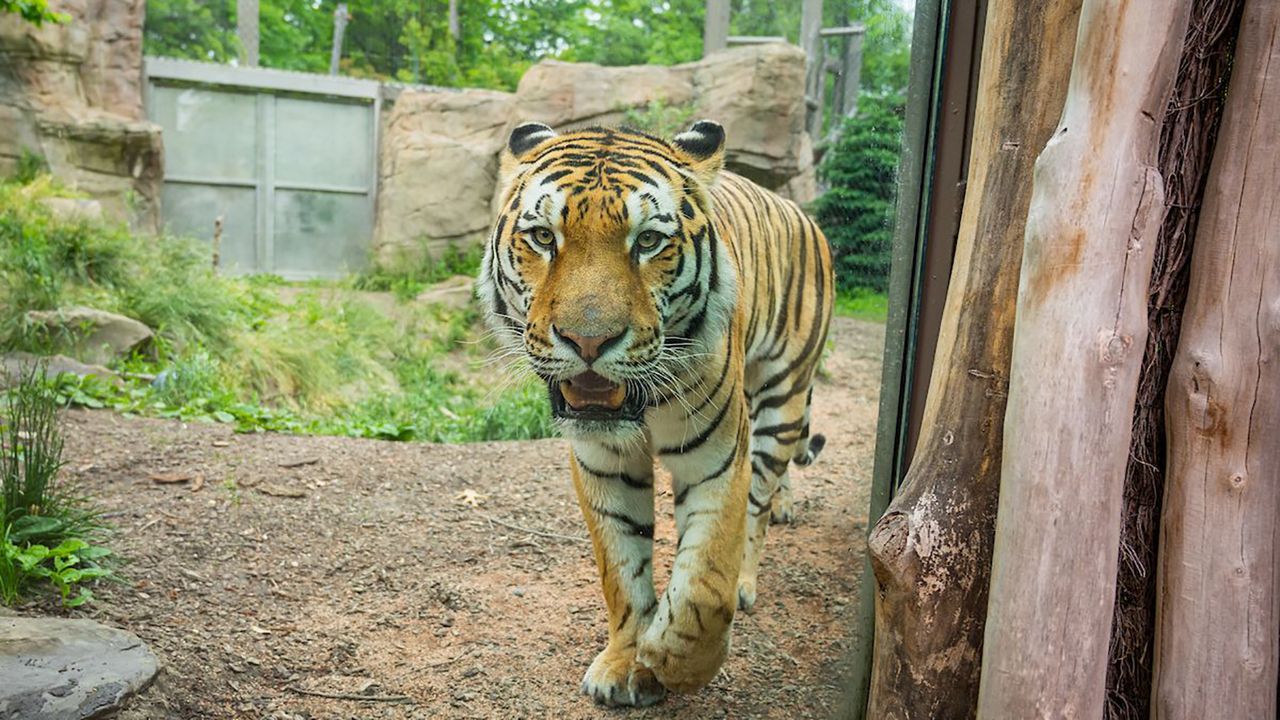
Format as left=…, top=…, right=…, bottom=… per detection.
left=813, top=92, right=906, bottom=294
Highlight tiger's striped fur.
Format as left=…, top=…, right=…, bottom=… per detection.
left=478, top=122, right=833, bottom=706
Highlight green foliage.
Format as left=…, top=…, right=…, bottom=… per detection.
left=11, top=149, right=48, bottom=185
left=142, top=0, right=239, bottom=62
left=623, top=99, right=697, bottom=138
left=813, top=92, right=904, bottom=294
left=560, top=0, right=704, bottom=67
left=0, top=177, right=268, bottom=355
left=353, top=243, right=483, bottom=301
left=143, top=0, right=912, bottom=91
left=1, top=366, right=113, bottom=607
left=1, top=0, right=67, bottom=25
left=1, top=176, right=550, bottom=444
left=729, top=0, right=911, bottom=92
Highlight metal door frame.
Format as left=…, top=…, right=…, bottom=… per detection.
left=143, top=57, right=383, bottom=278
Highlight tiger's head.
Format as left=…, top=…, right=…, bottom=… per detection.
left=477, top=122, right=738, bottom=438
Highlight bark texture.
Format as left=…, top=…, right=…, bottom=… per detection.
left=975, top=0, right=1191, bottom=717
left=1106, top=1, right=1245, bottom=716
left=863, top=1, right=1081, bottom=716
left=1151, top=1, right=1280, bottom=716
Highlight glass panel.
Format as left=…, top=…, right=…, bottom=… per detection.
left=273, top=97, right=372, bottom=189
left=159, top=184, right=258, bottom=274
left=150, top=86, right=257, bottom=181
left=271, top=190, right=370, bottom=277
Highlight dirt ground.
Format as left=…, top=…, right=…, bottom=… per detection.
left=38, top=317, right=883, bottom=719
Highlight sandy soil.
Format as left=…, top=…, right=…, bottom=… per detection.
left=37, top=317, right=883, bottom=719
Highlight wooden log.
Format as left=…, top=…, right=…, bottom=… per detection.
left=1151, top=1, right=1280, bottom=716
left=862, top=0, right=1082, bottom=716
left=974, top=1, right=1192, bottom=717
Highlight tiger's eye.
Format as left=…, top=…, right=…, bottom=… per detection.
left=529, top=227, right=556, bottom=249
left=635, top=230, right=665, bottom=252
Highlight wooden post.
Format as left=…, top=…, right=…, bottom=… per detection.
left=329, top=3, right=350, bottom=76
left=211, top=215, right=223, bottom=270
left=703, top=0, right=729, bottom=57
left=236, top=0, right=258, bottom=67
left=1151, top=1, right=1280, bottom=716
left=863, top=0, right=1081, bottom=716
left=801, top=0, right=823, bottom=137
left=975, top=1, right=1192, bottom=717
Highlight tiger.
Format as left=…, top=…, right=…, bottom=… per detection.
left=477, top=120, right=833, bottom=707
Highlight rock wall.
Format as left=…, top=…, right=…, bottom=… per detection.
left=374, top=44, right=815, bottom=264
left=0, top=0, right=161, bottom=231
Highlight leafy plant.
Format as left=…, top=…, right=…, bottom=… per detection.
left=1, top=0, right=67, bottom=25
left=1, top=365, right=113, bottom=607
left=623, top=99, right=697, bottom=138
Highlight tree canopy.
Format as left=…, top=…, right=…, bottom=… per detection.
left=144, top=0, right=911, bottom=93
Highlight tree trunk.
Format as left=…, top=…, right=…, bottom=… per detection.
left=863, top=0, right=1081, bottom=716
left=1107, top=2, right=1246, bottom=715
left=975, top=1, right=1191, bottom=717
left=1151, top=2, right=1280, bottom=716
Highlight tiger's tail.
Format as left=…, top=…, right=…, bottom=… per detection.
left=791, top=388, right=825, bottom=467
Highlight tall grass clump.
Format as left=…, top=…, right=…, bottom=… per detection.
left=1, top=364, right=112, bottom=607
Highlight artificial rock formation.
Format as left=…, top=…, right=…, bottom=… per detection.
left=0, top=0, right=161, bottom=231
left=373, top=44, right=815, bottom=264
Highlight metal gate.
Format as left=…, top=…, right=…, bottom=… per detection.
left=143, top=58, right=381, bottom=278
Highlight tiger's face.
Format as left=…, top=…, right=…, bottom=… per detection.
left=478, top=122, right=737, bottom=437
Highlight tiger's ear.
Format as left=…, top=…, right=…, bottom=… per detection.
left=672, top=120, right=725, bottom=184
left=499, top=122, right=558, bottom=185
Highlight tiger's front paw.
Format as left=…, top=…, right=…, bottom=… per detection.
left=636, top=598, right=732, bottom=693
left=581, top=645, right=666, bottom=707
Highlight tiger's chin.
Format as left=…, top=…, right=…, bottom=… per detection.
left=548, top=374, right=648, bottom=440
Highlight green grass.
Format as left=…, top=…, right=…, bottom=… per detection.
left=353, top=243, right=483, bottom=301
left=834, top=288, right=889, bottom=323
left=1, top=365, right=113, bottom=608
left=1, top=175, right=552, bottom=444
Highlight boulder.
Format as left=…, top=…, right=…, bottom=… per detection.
left=0, top=0, right=162, bottom=232
left=24, top=307, right=154, bottom=364
left=415, top=274, right=476, bottom=310
left=373, top=89, right=515, bottom=264
left=512, top=59, right=695, bottom=130
left=0, top=616, right=158, bottom=720
left=1, top=351, right=121, bottom=387
left=693, top=44, right=812, bottom=192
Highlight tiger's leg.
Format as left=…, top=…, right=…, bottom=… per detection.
left=770, top=387, right=823, bottom=524
left=737, top=381, right=815, bottom=611
left=570, top=438, right=665, bottom=707
left=637, top=371, right=751, bottom=693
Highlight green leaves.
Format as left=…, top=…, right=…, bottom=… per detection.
left=1, top=0, right=68, bottom=25
left=2, top=536, right=111, bottom=607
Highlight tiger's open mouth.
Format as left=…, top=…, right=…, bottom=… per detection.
left=549, top=371, right=645, bottom=422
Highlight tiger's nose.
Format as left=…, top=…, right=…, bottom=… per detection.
left=553, top=325, right=626, bottom=363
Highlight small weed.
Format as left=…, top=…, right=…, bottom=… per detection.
left=1, top=364, right=113, bottom=607
left=622, top=99, right=697, bottom=138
